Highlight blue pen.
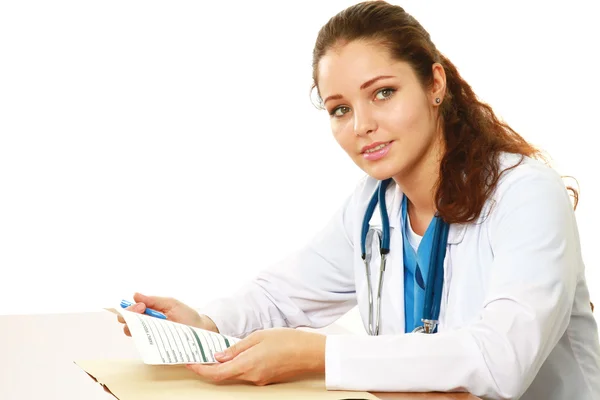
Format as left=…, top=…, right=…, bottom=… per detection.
left=120, top=299, right=167, bottom=319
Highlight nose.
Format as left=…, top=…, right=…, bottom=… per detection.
left=353, top=105, right=377, bottom=137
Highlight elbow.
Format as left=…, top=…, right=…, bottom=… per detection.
left=485, top=376, right=525, bottom=400
left=472, top=354, right=527, bottom=400
left=466, top=330, right=530, bottom=400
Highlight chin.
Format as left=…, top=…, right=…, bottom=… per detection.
left=362, top=165, right=399, bottom=182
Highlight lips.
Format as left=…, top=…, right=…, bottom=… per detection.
left=361, top=141, right=392, bottom=154
left=361, top=141, right=392, bottom=161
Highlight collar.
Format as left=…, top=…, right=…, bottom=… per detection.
left=370, top=180, right=467, bottom=245
left=447, top=224, right=466, bottom=245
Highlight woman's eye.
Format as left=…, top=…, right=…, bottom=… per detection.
left=375, top=88, right=396, bottom=100
left=332, top=106, right=350, bottom=117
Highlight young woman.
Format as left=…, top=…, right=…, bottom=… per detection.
left=118, top=2, right=600, bottom=399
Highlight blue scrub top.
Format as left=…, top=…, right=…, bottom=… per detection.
left=401, top=195, right=441, bottom=333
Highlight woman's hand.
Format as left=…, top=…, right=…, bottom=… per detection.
left=186, top=328, right=326, bottom=386
left=117, top=292, right=219, bottom=336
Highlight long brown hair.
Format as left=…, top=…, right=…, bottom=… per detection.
left=311, top=1, right=578, bottom=224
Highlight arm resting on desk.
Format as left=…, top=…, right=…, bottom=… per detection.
left=326, top=175, right=581, bottom=399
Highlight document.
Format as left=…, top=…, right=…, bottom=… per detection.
left=117, top=308, right=241, bottom=365
left=75, top=359, right=380, bottom=400
left=75, top=308, right=380, bottom=399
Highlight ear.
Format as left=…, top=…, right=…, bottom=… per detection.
left=430, top=62, right=447, bottom=106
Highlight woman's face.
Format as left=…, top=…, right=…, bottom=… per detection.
left=317, top=40, right=444, bottom=182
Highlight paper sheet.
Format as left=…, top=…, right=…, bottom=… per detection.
left=75, top=359, right=379, bottom=400
left=117, top=307, right=241, bottom=365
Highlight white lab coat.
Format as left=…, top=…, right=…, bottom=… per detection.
left=199, top=153, right=600, bottom=400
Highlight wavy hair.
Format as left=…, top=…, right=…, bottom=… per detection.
left=311, top=1, right=578, bottom=223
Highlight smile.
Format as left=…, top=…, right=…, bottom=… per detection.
left=364, top=143, right=390, bottom=154
left=361, top=141, right=392, bottom=161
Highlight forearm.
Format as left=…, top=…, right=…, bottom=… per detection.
left=197, top=281, right=291, bottom=338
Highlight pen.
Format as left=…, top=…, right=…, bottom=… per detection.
left=120, top=299, right=167, bottom=319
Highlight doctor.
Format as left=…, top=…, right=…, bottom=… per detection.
left=118, top=1, right=600, bottom=399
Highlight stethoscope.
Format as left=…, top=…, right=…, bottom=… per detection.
left=360, top=178, right=449, bottom=336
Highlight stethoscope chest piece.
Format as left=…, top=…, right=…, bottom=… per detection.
left=361, top=179, right=449, bottom=336
left=412, top=319, right=438, bottom=334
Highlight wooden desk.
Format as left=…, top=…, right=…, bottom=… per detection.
left=0, top=312, right=479, bottom=399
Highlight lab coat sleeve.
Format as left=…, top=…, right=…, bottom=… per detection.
left=197, top=190, right=359, bottom=339
left=325, top=168, right=581, bottom=399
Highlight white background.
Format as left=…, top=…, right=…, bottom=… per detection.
left=0, top=1, right=598, bottom=334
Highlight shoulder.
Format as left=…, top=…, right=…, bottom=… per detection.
left=497, top=152, right=562, bottom=187
left=482, top=152, right=576, bottom=231
left=491, top=152, right=571, bottom=206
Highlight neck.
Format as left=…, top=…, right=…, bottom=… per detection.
left=392, top=140, right=443, bottom=223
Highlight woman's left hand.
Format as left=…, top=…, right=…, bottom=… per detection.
left=185, top=328, right=326, bottom=386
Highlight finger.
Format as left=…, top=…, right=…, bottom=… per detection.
left=117, top=303, right=144, bottom=322
left=117, top=303, right=145, bottom=334
left=214, top=334, right=259, bottom=362
left=186, top=360, right=244, bottom=382
left=124, top=302, right=146, bottom=314
left=133, top=292, right=175, bottom=312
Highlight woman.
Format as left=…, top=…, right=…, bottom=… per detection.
left=118, top=2, right=600, bottom=399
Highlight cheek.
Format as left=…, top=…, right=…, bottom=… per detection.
left=384, top=100, right=425, bottom=135
left=381, top=99, right=429, bottom=141
left=331, top=119, right=356, bottom=154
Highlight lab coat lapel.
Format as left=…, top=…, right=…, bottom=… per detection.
left=438, top=223, right=465, bottom=331
left=447, top=223, right=466, bottom=244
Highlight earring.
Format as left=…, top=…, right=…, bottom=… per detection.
left=435, top=98, right=441, bottom=104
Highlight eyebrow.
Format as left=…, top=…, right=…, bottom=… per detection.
left=322, top=75, right=395, bottom=105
